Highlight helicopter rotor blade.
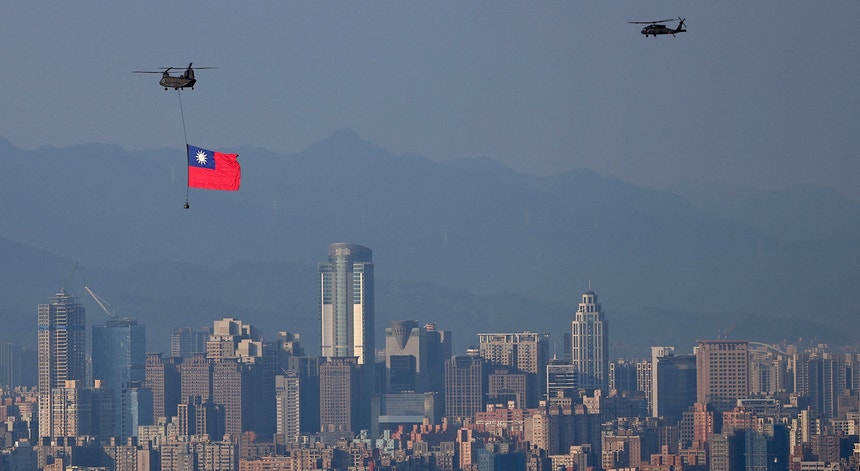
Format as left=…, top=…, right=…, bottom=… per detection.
left=629, top=18, right=675, bottom=24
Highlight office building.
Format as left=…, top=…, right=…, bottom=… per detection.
left=608, top=359, right=638, bottom=395
left=38, top=290, right=87, bottom=440
left=656, top=354, right=696, bottom=424
left=570, top=290, right=609, bottom=392
left=650, top=346, right=675, bottom=417
left=696, top=340, right=750, bottom=413
left=92, top=317, right=146, bottom=439
left=546, top=361, right=578, bottom=401
left=384, top=320, right=451, bottom=394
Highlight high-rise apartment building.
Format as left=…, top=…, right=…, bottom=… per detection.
left=275, top=373, right=301, bottom=444
left=444, top=355, right=486, bottom=422
left=206, top=318, right=260, bottom=361
left=791, top=351, right=849, bottom=419
left=570, top=290, right=609, bottom=392
left=177, top=396, right=224, bottom=439
left=486, top=366, right=528, bottom=408
left=319, top=357, right=361, bottom=435
left=319, top=243, right=375, bottom=365
left=38, top=290, right=87, bottom=440
left=92, top=317, right=146, bottom=439
left=203, top=317, right=276, bottom=439
left=145, top=353, right=182, bottom=421
left=181, top=353, right=213, bottom=402
left=696, top=340, right=750, bottom=413
left=477, top=332, right=549, bottom=406
left=48, top=379, right=115, bottom=442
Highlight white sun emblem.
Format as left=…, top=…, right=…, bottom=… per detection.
left=195, top=150, right=208, bottom=165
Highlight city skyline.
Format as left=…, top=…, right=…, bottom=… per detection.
left=7, top=271, right=860, bottom=470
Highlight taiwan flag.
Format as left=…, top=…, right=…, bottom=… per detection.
left=187, top=144, right=241, bottom=191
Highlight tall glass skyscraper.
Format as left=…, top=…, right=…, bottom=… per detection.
left=570, top=290, right=609, bottom=392
left=319, top=243, right=374, bottom=365
left=92, top=317, right=146, bottom=439
left=319, top=243, right=375, bottom=432
left=38, top=290, right=87, bottom=440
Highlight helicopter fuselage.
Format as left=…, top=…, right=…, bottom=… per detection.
left=159, top=75, right=196, bottom=90
left=640, top=24, right=686, bottom=37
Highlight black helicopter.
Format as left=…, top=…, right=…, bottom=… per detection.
left=133, top=63, right=217, bottom=90
left=629, top=17, right=686, bottom=37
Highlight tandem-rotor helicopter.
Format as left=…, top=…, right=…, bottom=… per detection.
left=629, top=17, right=686, bottom=37
left=132, top=63, right=217, bottom=90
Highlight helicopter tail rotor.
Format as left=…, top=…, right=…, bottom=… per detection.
left=677, top=17, right=686, bottom=30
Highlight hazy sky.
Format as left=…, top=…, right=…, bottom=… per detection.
left=2, top=2, right=859, bottom=198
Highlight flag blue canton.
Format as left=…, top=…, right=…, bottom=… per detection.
left=188, top=145, right=217, bottom=169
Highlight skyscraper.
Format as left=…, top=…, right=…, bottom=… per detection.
left=319, top=243, right=374, bottom=366
left=570, top=290, right=609, bottom=392
left=38, top=290, right=87, bottom=440
left=319, top=243, right=375, bottom=434
left=92, top=317, right=146, bottom=439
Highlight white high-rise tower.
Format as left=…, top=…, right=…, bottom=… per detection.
left=570, top=290, right=609, bottom=392
left=319, top=243, right=374, bottom=365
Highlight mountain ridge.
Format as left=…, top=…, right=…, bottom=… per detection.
left=1, top=131, right=857, bottom=355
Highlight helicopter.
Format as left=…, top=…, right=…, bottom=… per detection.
left=132, top=63, right=217, bottom=90
left=629, top=17, right=686, bottom=37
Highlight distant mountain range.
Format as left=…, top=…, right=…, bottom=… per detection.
left=1, top=130, right=857, bottom=356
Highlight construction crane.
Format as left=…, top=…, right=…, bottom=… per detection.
left=84, top=286, right=119, bottom=320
